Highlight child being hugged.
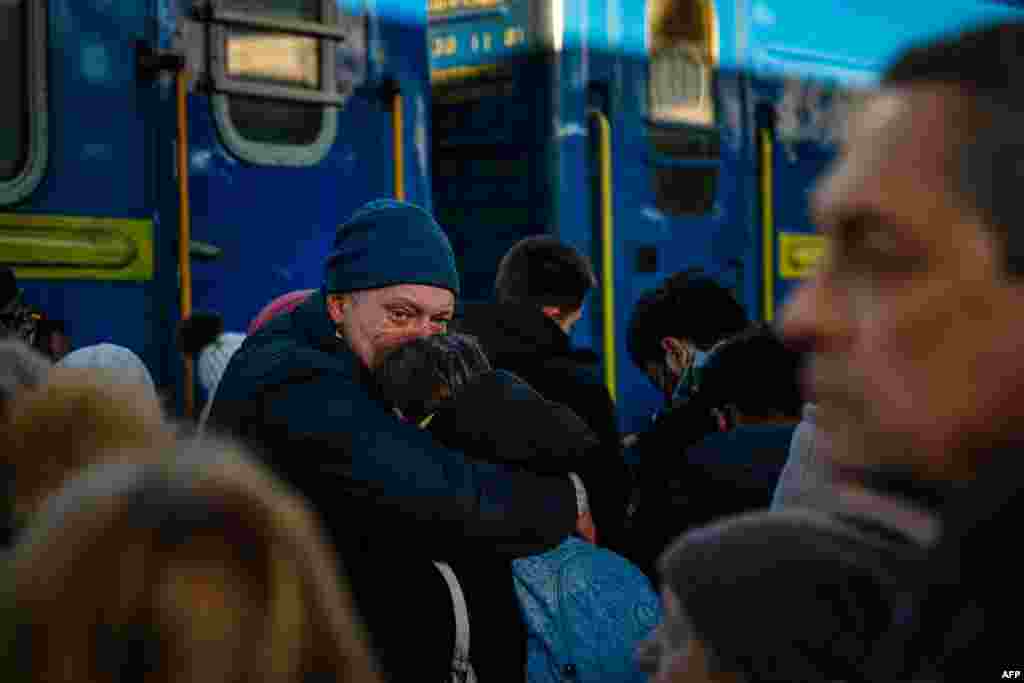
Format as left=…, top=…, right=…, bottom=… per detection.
left=376, top=333, right=660, bottom=683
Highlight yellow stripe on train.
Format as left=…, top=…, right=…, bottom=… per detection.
left=0, top=213, right=154, bottom=281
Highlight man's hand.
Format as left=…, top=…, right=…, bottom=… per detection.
left=576, top=511, right=598, bottom=544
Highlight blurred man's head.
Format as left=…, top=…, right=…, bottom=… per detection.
left=782, top=22, right=1024, bottom=481
left=495, top=235, right=597, bottom=334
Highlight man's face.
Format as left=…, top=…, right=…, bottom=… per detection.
left=541, top=304, right=584, bottom=334
left=782, top=87, right=1024, bottom=481
left=328, top=284, right=455, bottom=369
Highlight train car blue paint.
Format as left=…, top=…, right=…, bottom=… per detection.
left=5, top=0, right=433, bottom=411
left=429, top=0, right=1024, bottom=434
left=4, top=0, right=1023, bottom=427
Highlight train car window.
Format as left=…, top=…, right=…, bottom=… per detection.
left=206, top=0, right=361, bottom=166
left=0, top=0, right=48, bottom=205
left=646, top=0, right=718, bottom=216
left=647, top=0, right=716, bottom=128
left=0, top=2, right=26, bottom=182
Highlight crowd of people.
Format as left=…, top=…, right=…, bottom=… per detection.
left=3, top=19, right=1024, bottom=683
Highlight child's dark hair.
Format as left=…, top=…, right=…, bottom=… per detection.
left=376, top=333, right=491, bottom=422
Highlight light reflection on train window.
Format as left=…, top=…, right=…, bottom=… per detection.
left=222, top=0, right=326, bottom=148
left=647, top=0, right=716, bottom=128
left=0, top=0, right=27, bottom=181
left=227, top=32, right=320, bottom=89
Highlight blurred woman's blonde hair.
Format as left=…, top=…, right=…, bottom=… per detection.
left=9, top=439, right=382, bottom=683
left=1, top=366, right=176, bottom=519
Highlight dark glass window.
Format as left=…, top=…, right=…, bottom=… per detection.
left=0, top=0, right=27, bottom=182
left=223, top=0, right=325, bottom=146
left=651, top=165, right=717, bottom=216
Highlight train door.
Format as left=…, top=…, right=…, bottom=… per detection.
left=594, top=0, right=749, bottom=433
left=0, top=2, right=175, bottom=387
left=428, top=0, right=546, bottom=305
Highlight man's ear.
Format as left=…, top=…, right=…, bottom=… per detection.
left=540, top=305, right=565, bottom=322
left=326, top=294, right=350, bottom=324
left=661, top=337, right=693, bottom=375
left=660, top=337, right=686, bottom=355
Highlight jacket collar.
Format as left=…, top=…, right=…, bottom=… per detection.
left=458, top=302, right=576, bottom=357
left=279, top=288, right=373, bottom=386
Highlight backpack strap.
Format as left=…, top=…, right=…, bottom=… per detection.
left=433, top=562, right=478, bottom=683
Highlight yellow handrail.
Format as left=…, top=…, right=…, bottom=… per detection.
left=588, top=109, right=616, bottom=403
left=392, top=90, right=405, bottom=200
left=176, top=70, right=195, bottom=419
left=759, top=128, right=775, bottom=323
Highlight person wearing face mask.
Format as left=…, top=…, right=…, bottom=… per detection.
left=626, top=272, right=748, bottom=428
left=620, top=273, right=749, bottom=579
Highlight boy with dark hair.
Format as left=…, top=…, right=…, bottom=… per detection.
left=625, top=324, right=802, bottom=581
left=494, top=235, right=597, bottom=326
left=456, top=236, right=629, bottom=550
left=375, top=333, right=607, bottom=533
left=626, top=271, right=749, bottom=404
left=375, top=333, right=659, bottom=683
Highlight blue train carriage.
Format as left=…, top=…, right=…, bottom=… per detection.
left=428, top=0, right=1024, bottom=434
left=0, top=0, right=429, bottom=414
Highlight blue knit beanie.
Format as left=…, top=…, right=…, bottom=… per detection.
left=325, top=200, right=460, bottom=296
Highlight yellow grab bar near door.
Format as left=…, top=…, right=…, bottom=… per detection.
left=759, top=129, right=775, bottom=323
left=176, top=70, right=195, bottom=419
left=392, top=90, right=405, bottom=200
left=588, top=109, right=616, bottom=403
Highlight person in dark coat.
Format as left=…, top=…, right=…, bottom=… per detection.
left=625, top=324, right=802, bottom=581
left=375, top=332, right=603, bottom=538
left=454, top=236, right=629, bottom=550
left=625, top=272, right=749, bottom=416
left=621, top=272, right=750, bottom=476
left=779, top=21, right=1024, bottom=681
left=376, top=332, right=656, bottom=682
left=207, top=200, right=579, bottom=682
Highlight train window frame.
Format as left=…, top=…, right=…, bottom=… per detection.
left=0, top=0, right=49, bottom=206
left=205, top=0, right=345, bottom=167
left=644, top=0, right=720, bottom=216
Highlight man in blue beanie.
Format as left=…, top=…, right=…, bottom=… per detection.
left=207, top=200, right=580, bottom=681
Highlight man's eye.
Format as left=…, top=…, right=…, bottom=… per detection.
left=389, top=309, right=414, bottom=321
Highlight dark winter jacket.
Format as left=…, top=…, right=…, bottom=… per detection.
left=207, top=290, right=577, bottom=681
left=622, top=374, right=793, bottom=578
left=454, top=302, right=629, bottom=548
left=866, top=455, right=1023, bottom=683
left=209, top=291, right=578, bottom=558
left=427, top=368, right=600, bottom=474
left=627, top=422, right=794, bottom=581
